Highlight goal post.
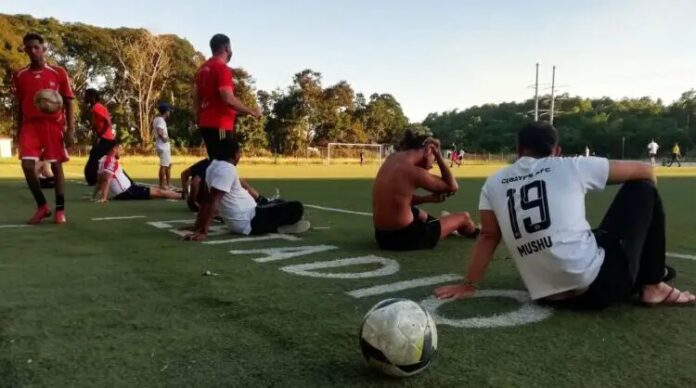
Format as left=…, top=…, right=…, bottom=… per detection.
left=326, top=143, right=385, bottom=165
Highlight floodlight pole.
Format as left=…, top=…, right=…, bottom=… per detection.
left=534, top=63, right=539, bottom=121
left=550, top=65, right=556, bottom=125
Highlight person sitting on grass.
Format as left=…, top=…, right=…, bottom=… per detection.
left=184, top=138, right=310, bottom=241
left=94, top=143, right=183, bottom=203
left=435, top=121, right=694, bottom=308
left=181, top=158, right=211, bottom=212
left=372, top=129, right=479, bottom=251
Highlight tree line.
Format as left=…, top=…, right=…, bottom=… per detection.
left=2, top=14, right=694, bottom=158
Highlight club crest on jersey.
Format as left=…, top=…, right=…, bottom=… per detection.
left=49, top=81, right=56, bottom=87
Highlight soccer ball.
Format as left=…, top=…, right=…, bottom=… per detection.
left=359, top=298, right=438, bottom=377
left=34, top=89, right=63, bottom=114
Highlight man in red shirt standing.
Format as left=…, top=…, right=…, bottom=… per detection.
left=194, top=33, right=262, bottom=160
left=13, top=33, right=75, bottom=224
left=83, top=88, right=116, bottom=186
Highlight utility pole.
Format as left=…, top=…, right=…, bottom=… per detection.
left=534, top=63, right=539, bottom=121
left=550, top=65, right=556, bottom=125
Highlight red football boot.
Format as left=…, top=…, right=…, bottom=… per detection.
left=27, top=204, right=52, bottom=225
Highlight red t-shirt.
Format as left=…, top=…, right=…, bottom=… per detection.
left=91, top=103, right=115, bottom=140
left=13, top=64, right=74, bottom=124
left=195, top=57, right=236, bottom=130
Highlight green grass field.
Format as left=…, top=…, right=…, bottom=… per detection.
left=0, top=158, right=695, bottom=387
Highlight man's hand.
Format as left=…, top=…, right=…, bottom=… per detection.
left=184, top=232, right=207, bottom=242
left=434, top=283, right=476, bottom=300
left=426, top=193, right=447, bottom=203
left=249, top=106, right=263, bottom=119
left=96, top=197, right=108, bottom=204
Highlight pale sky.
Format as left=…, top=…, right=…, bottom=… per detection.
left=4, top=0, right=696, bottom=121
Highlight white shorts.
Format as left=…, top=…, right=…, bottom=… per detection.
left=156, top=143, right=171, bottom=167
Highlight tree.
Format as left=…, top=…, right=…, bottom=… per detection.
left=112, top=30, right=172, bottom=144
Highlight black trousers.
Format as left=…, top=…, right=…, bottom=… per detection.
left=250, top=201, right=304, bottom=235
left=84, top=138, right=117, bottom=186
left=668, top=153, right=681, bottom=167
left=550, top=180, right=666, bottom=310
left=199, top=128, right=235, bottom=160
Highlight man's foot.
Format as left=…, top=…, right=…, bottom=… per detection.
left=54, top=210, right=67, bottom=224
left=278, top=220, right=311, bottom=234
left=27, top=205, right=51, bottom=225
left=641, top=282, right=695, bottom=306
left=440, top=211, right=460, bottom=236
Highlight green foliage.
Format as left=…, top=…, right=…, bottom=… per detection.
left=424, top=93, right=696, bottom=158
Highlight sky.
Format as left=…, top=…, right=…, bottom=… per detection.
left=4, top=0, right=696, bottom=121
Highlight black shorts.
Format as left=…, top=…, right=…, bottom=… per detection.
left=199, top=128, right=236, bottom=160
left=649, top=153, right=656, bottom=158
left=114, top=184, right=151, bottom=200
left=374, top=207, right=441, bottom=251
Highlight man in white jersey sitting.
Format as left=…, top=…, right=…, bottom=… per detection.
left=94, top=143, right=182, bottom=202
left=184, top=138, right=310, bottom=241
left=435, top=121, right=694, bottom=308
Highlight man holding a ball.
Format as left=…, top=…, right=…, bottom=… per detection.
left=12, top=33, right=75, bottom=224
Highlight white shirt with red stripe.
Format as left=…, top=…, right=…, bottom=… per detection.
left=98, top=155, right=132, bottom=196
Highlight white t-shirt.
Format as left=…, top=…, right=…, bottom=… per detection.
left=152, top=116, right=168, bottom=148
left=479, top=156, right=610, bottom=300
left=206, top=160, right=257, bottom=235
left=648, top=142, right=659, bottom=155
left=98, top=155, right=132, bottom=196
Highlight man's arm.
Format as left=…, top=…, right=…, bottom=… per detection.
left=186, top=188, right=224, bottom=241
left=434, top=209, right=501, bottom=300
left=411, top=193, right=446, bottom=205
left=64, top=98, right=75, bottom=146
left=219, top=88, right=262, bottom=118
left=192, top=85, right=200, bottom=123
left=95, top=172, right=113, bottom=203
left=180, top=167, right=192, bottom=198
left=607, top=160, right=656, bottom=185
left=240, top=179, right=260, bottom=200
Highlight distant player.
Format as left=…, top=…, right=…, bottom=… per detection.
left=13, top=33, right=74, bottom=224
left=435, top=122, right=694, bottom=308
left=668, top=142, right=681, bottom=167
left=94, top=143, right=182, bottom=203
left=372, top=129, right=479, bottom=251
left=360, top=150, right=365, bottom=166
left=83, top=88, right=116, bottom=186
left=185, top=138, right=310, bottom=241
left=152, top=103, right=172, bottom=189
left=450, top=147, right=461, bottom=167
left=647, top=139, right=659, bottom=167
left=584, top=145, right=590, bottom=157
left=194, top=34, right=261, bottom=160
left=180, top=158, right=211, bottom=211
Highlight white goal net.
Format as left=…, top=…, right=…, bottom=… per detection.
left=326, top=143, right=385, bottom=165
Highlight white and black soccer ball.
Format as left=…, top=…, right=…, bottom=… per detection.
left=359, top=298, right=438, bottom=377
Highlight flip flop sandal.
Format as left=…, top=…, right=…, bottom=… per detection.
left=642, top=286, right=696, bottom=307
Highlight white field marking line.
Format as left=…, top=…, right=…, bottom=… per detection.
left=305, top=204, right=372, bottom=217
left=203, top=233, right=301, bottom=245
left=347, top=274, right=463, bottom=298
left=0, top=224, right=31, bottom=229
left=667, top=252, right=696, bottom=261
left=92, top=215, right=147, bottom=221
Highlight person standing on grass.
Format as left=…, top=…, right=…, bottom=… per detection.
left=184, top=138, right=310, bottom=241
left=194, top=34, right=262, bottom=160
left=435, top=121, right=694, bottom=308
left=668, top=142, right=681, bottom=167
left=647, top=139, right=659, bottom=167
left=13, top=33, right=74, bottom=224
left=153, top=103, right=172, bottom=189
left=94, top=143, right=182, bottom=203
left=372, top=129, right=479, bottom=251
left=360, top=150, right=364, bottom=166
left=83, top=88, right=116, bottom=186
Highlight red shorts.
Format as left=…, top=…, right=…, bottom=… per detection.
left=19, top=120, right=69, bottom=163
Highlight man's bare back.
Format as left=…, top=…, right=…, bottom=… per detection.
left=373, top=152, right=423, bottom=230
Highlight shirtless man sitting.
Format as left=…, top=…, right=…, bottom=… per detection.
left=372, top=129, right=478, bottom=251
